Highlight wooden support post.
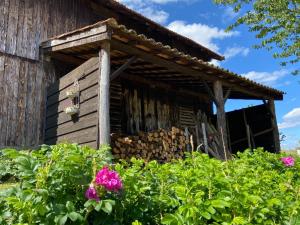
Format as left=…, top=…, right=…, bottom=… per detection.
left=243, top=110, right=252, bottom=149
left=201, top=123, right=209, bottom=154
left=98, top=41, right=111, bottom=145
left=268, top=99, right=281, bottom=153
left=213, top=80, right=230, bottom=160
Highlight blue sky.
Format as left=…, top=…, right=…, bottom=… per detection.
left=118, top=0, right=300, bottom=149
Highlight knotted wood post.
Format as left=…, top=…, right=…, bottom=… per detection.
left=98, top=41, right=111, bottom=145
left=268, top=99, right=281, bottom=153
left=213, top=80, right=230, bottom=160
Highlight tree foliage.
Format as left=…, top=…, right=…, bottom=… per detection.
left=214, top=0, right=300, bottom=75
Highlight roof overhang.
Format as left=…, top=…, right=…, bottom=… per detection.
left=41, top=18, right=284, bottom=101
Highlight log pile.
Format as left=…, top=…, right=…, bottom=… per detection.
left=111, top=127, right=190, bottom=162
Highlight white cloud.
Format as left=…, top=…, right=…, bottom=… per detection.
left=167, top=20, right=239, bottom=52
left=279, top=108, right=300, bottom=129
left=241, top=69, right=289, bottom=87
left=139, top=7, right=169, bottom=24
left=117, top=0, right=193, bottom=24
left=224, top=46, right=249, bottom=59
left=117, top=0, right=170, bottom=23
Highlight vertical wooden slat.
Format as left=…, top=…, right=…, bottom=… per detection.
left=24, top=61, right=34, bottom=146
left=0, top=55, right=6, bottom=146
left=5, top=57, right=20, bottom=146
left=0, top=0, right=9, bottom=52
left=16, top=0, right=25, bottom=57
left=16, top=60, right=28, bottom=146
left=5, top=0, right=19, bottom=55
left=268, top=99, right=281, bottom=153
left=98, top=41, right=111, bottom=145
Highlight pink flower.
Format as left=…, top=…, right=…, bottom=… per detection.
left=95, top=167, right=123, bottom=192
left=85, top=184, right=100, bottom=201
left=281, top=156, right=295, bottom=167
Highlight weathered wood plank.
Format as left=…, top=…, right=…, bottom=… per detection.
left=47, top=70, right=99, bottom=106
left=46, top=86, right=98, bottom=118
left=16, top=60, right=28, bottom=146
left=0, top=0, right=9, bottom=52
left=16, top=0, right=25, bottom=58
left=5, top=57, right=20, bottom=146
left=45, top=112, right=98, bottom=140
left=46, top=96, right=98, bottom=129
left=41, top=25, right=107, bottom=49
left=45, top=32, right=109, bottom=53
left=5, top=0, right=19, bottom=55
left=47, top=57, right=98, bottom=96
left=45, top=126, right=97, bottom=145
left=0, top=55, right=6, bottom=145
left=24, top=61, right=36, bottom=146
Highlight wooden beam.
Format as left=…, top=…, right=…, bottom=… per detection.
left=231, top=127, right=274, bottom=146
left=110, top=56, right=137, bottom=81
left=213, top=80, right=231, bottom=160
left=98, top=41, right=111, bottom=145
left=202, top=80, right=219, bottom=106
left=111, top=39, right=273, bottom=100
left=121, top=72, right=210, bottom=102
left=268, top=99, right=281, bottom=153
left=224, top=88, right=231, bottom=103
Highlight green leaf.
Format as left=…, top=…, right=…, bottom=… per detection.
left=162, top=214, right=181, bottom=225
left=95, top=201, right=103, bottom=212
left=200, top=211, right=211, bottom=220
left=211, top=199, right=231, bottom=208
left=102, top=200, right=114, bottom=214
left=58, top=215, right=68, bottom=225
left=68, top=212, right=83, bottom=222
left=66, top=201, right=75, bottom=212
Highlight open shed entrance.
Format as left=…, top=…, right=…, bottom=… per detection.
left=41, top=18, right=283, bottom=160
left=226, top=104, right=279, bottom=154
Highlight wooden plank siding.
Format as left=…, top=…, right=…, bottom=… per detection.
left=44, top=58, right=99, bottom=146
left=121, top=80, right=211, bottom=135
left=0, top=0, right=102, bottom=148
left=0, top=0, right=100, bottom=60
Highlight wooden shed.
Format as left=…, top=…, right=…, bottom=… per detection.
left=0, top=0, right=283, bottom=159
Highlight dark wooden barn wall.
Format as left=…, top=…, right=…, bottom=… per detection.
left=0, top=54, right=55, bottom=147
left=45, top=58, right=99, bottom=149
left=0, top=0, right=101, bottom=148
left=0, top=0, right=99, bottom=60
left=121, top=80, right=211, bottom=135
left=44, top=58, right=123, bottom=149
left=227, top=104, right=276, bottom=153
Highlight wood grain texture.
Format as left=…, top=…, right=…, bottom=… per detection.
left=0, top=0, right=101, bottom=148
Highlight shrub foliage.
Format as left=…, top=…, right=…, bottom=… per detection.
left=0, top=144, right=299, bottom=225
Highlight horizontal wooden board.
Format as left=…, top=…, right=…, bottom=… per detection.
left=45, top=126, right=97, bottom=145
left=47, top=57, right=98, bottom=96
left=46, top=96, right=98, bottom=129
left=45, top=112, right=98, bottom=140
left=47, top=70, right=99, bottom=106
left=79, top=141, right=98, bottom=149
left=46, top=85, right=98, bottom=118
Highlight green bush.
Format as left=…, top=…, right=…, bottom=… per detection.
left=0, top=144, right=299, bottom=225
left=0, top=144, right=114, bottom=225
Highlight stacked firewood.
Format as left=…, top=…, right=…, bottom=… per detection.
left=111, top=127, right=190, bottom=162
